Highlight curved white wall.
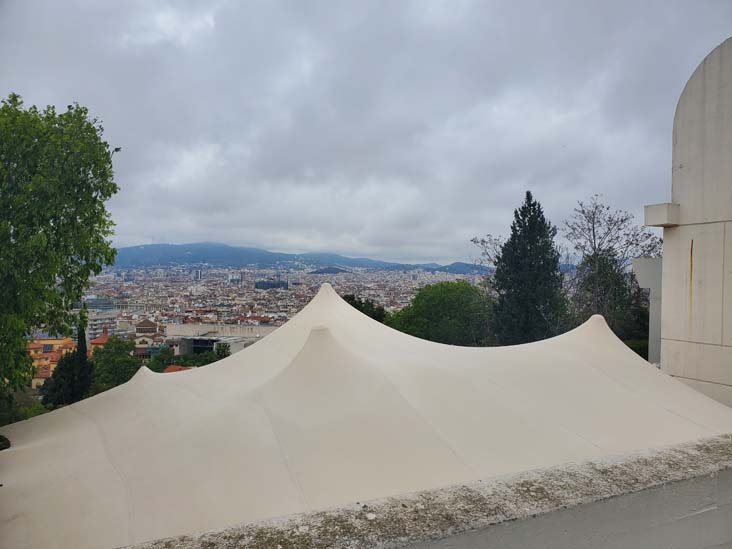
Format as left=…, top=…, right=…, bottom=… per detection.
left=648, top=37, right=732, bottom=406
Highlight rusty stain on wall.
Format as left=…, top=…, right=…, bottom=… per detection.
left=689, top=238, right=694, bottom=338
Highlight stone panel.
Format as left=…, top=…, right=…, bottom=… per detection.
left=724, top=222, right=732, bottom=346
left=662, top=339, right=732, bottom=387
left=661, top=224, right=725, bottom=345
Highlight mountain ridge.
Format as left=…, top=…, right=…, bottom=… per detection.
left=114, top=242, right=491, bottom=274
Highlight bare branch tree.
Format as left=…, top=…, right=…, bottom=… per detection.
left=470, top=234, right=504, bottom=294
left=563, top=194, right=661, bottom=269
left=470, top=234, right=504, bottom=267
left=563, top=194, right=660, bottom=323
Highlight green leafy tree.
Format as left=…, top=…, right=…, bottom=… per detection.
left=215, top=342, right=231, bottom=360
left=177, top=351, right=218, bottom=367
left=488, top=191, right=568, bottom=345
left=148, top=345, right=175, bottom=373
left=0, top=389, right=49, bottom=426
left=14, top=399, right=47, bottom=421
left=385, top=281, right=492, bottom=346
left=41, top=319, right=92, bottom=408
left=0, top=93, right=119, bottom=399
left=90, top=337, right=140, bottom=395
left=572, top=251, right=649, bottom=340
left=343, top=295, right=388, bottom=322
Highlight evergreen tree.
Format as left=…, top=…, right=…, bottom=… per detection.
left=41, top=352, right=75, bottom=407
left=343, top=295, right=388, bottom=322
left=491, top=191, right=567, bottom=344
left=74, top=322, right=92, bottom=401
left=41, top=320, right=92, bottom=407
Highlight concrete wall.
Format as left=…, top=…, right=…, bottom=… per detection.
left=418, top=470, right=732, bottom=549
left=646, top=37, right=732, bottom=407
left=633, top=257, right=662, bottom=363
left=165, top=323, right=278, bottom=339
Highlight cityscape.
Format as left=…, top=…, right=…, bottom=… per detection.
left=23, top=245, right=487, bottom=388
left=2, top=2, right=732, bottom=549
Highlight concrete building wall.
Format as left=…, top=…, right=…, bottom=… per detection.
left=632, top=257, right=662, bottom=363
left=165, top=323, right=278, bottom=339
left=647, top=37, right=732, bottom=407
left=87, top=310, right=118, bottom=341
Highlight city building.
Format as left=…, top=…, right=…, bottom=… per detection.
left=26, top=336, right=76, bottom=389
left=130, top=318, right=165, bottom=360
left=165, top=323, right=278, bottom=355
left=89, top=326, right=110, bottom=355
left=87, top=310, right=118, bottom=342
left=83, top=296, right=115, bottom=310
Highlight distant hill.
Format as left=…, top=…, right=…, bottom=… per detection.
left=433, top=262, right=494, bottom=275
left=309, top=266, right=350, bottom=275
left=114, top=242, right=493, bottom=274
left=115, top=243, right=292, bottom=267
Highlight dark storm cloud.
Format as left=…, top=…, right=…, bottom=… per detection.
left=1, top=0, right=730, bottom=262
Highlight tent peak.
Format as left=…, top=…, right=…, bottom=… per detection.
left=311, top=282, right=342, bottom=305
left=318, top=282, right=336, bottom=294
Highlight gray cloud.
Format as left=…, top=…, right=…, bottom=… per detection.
left=1, top=0, right=730, bottom=262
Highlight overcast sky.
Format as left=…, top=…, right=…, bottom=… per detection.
left=1, top=1, right=730, bottom=263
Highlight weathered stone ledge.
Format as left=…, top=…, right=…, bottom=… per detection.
left=130, top=433, right=732, bottom=549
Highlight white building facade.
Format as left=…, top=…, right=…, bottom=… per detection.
left=646, top=38, right=732, bottom=406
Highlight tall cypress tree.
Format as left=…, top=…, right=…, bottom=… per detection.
left=74, top=320, right=92, bottom=401
left=41, top=314, right=92, bottom=407
left=492, top=191, right=567, bottom=345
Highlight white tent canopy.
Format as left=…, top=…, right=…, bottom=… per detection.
left=3, top=283, right=732, bottom=548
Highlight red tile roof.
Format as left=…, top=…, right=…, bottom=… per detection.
left=135, top=319, right=157, bottom=328
left=90, top=326, right=109, bottom=346
left=90, top=334, right=109, bottom=345
left=163, top=365, right=193, bottom=373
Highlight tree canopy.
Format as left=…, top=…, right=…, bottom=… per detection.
left=174, top=351, right=219, bottom=368
left=489, top=191, right=568, bottom=345
left=385, top=281, right=492, bottom=346
left=215, top=342, right=231, bottom=360
left=147, top=345, right=175, bottom=373
left=0, top=94, right=118, bottom=397
left=343, top=295, right=388, bottom=322
left=90, top=337, right=140, bottom=395
left=563, top=195, right=654, bottom=341
left=563, top=194, right=661, bottom=269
